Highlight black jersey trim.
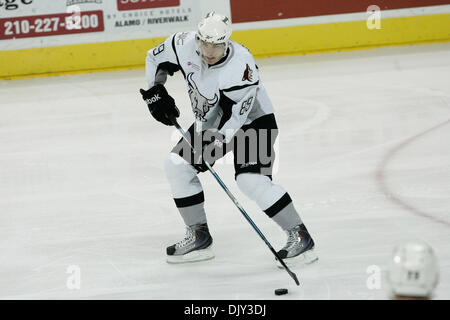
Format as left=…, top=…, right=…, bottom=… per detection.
left=171, top=33, right=186, bottom=79
left=174, top=191, right=205, bottom=208
left=217, top=90, right=236, bottom=131
left=222, top=80, right=259, bottom=93
left=264, top=192, right=292, bottom=218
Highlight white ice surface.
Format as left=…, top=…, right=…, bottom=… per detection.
left=1, top=42, right=449, bottom=300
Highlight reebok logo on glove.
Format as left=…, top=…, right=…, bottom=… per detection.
left=145, top=94, right=161, bottom=104
left=140, top=84, right=179, bottom=126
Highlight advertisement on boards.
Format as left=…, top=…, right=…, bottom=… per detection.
left=0, top=0, right=200, bottom=49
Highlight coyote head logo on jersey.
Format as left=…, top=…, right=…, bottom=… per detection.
left=242, top=64, right=253, bottom=82
left=187, top=73, right=218, bottom=122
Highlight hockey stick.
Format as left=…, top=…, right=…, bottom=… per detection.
left=169, top=116, right=300, bottom=286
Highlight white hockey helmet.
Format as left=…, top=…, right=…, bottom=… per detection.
left=387, top=240, right=439, bottom=298
left=196, top=11, right=232, bottom=57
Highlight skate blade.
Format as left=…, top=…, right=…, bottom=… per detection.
left=277, top=248, right=318, bottom=269
left=166, top=245, right=215, bottom=264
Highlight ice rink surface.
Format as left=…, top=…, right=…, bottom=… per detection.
left=1, top=42, right=449, bottom=300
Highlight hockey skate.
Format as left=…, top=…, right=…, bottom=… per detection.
left=276, top=224, right=318, bottom=268
left=166, top=223, right=214, bottom=264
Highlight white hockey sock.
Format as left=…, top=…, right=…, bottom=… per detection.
left=165, top=153, right=207, bottom=226
left=236, top=173, right=302, bottom=230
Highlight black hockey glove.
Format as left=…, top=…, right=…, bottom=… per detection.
left=192, top=131, right=226, bottom=173
left=140, top=84, right=179, bottom=126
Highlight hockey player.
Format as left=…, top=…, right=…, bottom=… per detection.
left=140, top=12, right=318, bottom=266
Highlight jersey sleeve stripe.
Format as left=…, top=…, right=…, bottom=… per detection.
left=222, top=80, right=260, bottom=93
left=171, top=33, right=186, bottom=79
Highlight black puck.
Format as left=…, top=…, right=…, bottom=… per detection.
left=274, top=288, right=288, bottom=295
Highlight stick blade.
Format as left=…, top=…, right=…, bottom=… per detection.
left=289, top=270, right=300, bottom=286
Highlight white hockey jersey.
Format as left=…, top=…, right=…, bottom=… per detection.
left=145, top=31, right=275, bottom=143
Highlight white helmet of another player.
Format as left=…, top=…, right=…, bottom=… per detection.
left=387, top=240, right=439, bottom=298
left=196, top=11, right=232, bottom=63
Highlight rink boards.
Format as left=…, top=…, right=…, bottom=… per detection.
left=0, top=3, right=449, bottom=79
